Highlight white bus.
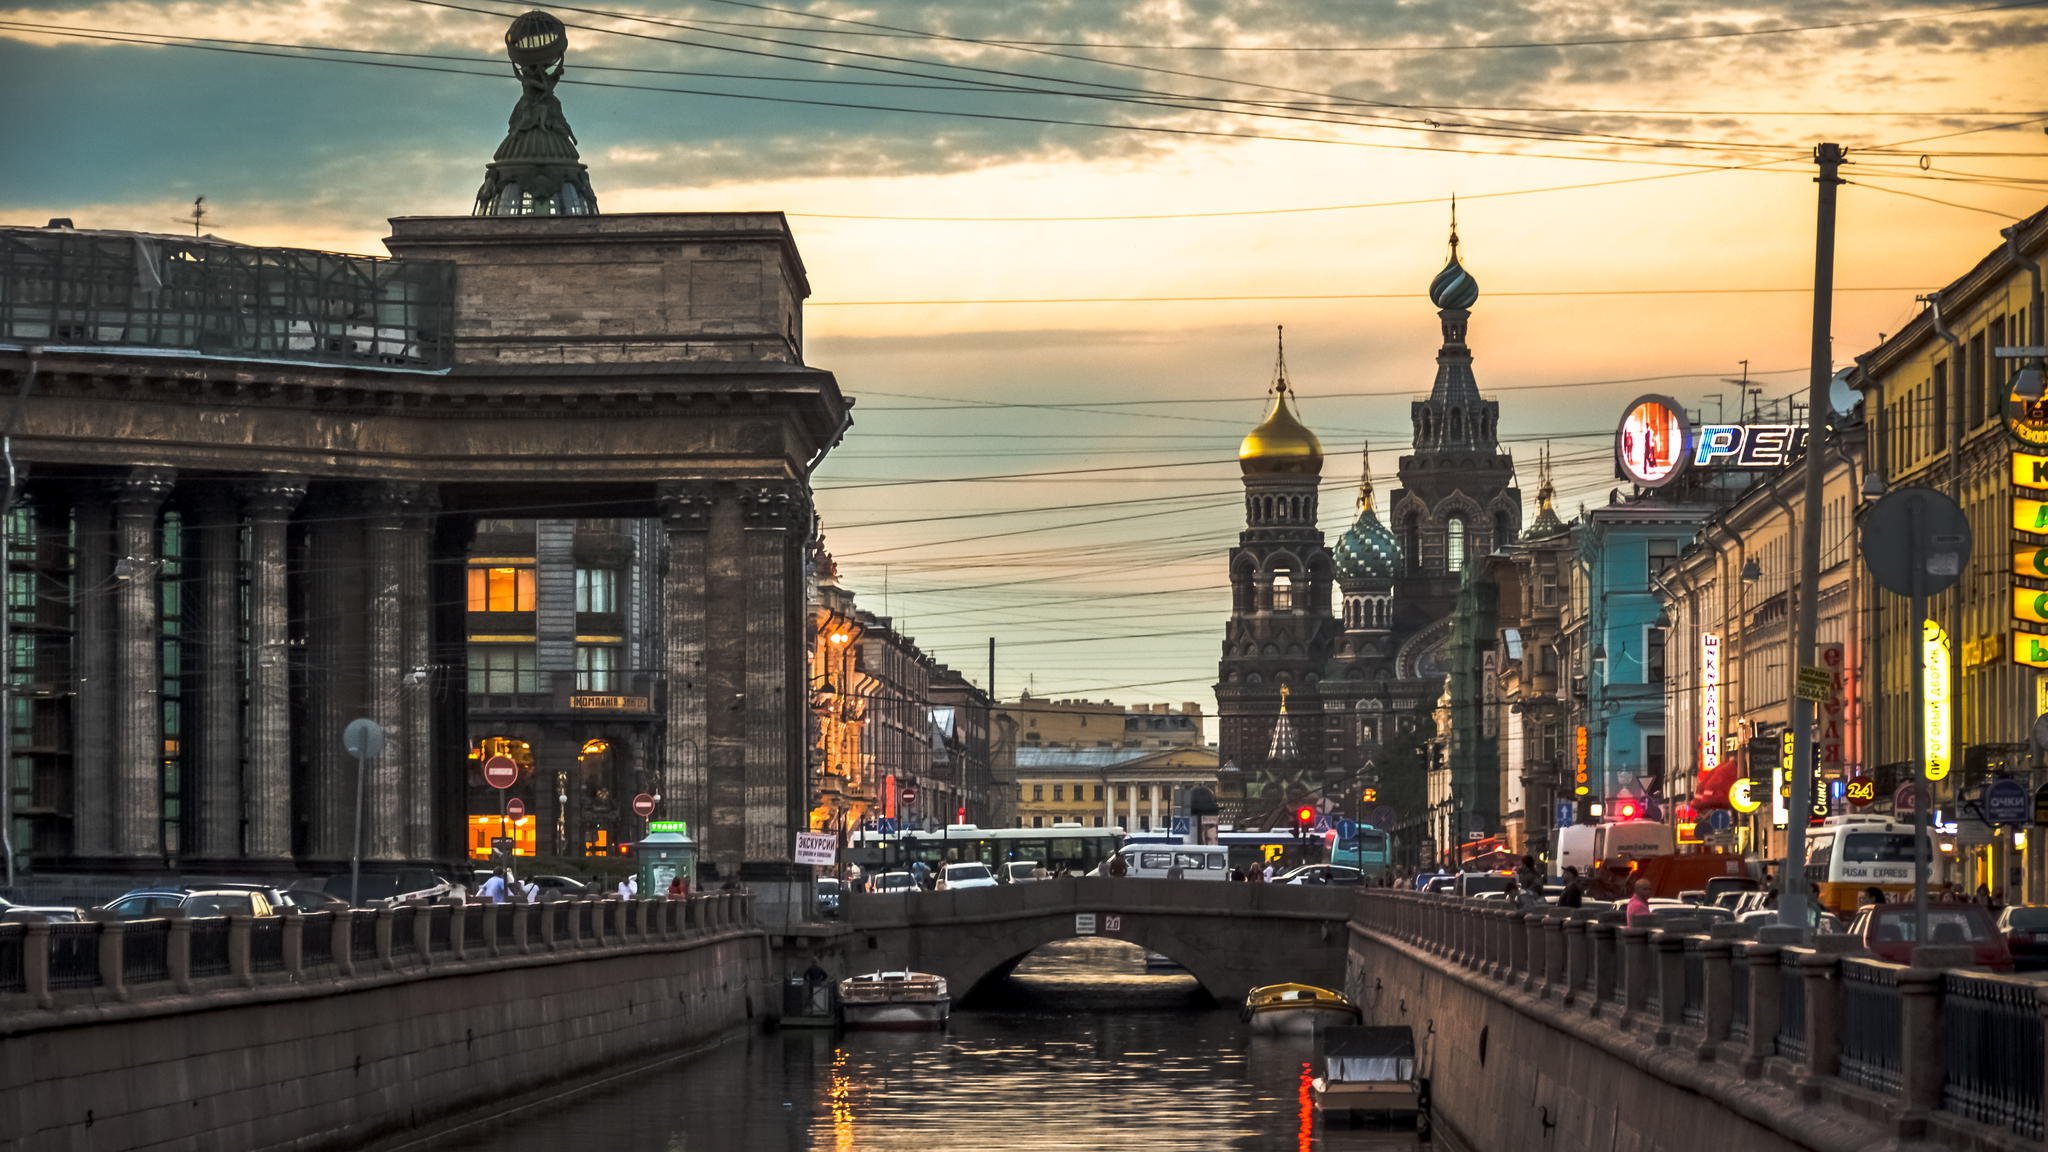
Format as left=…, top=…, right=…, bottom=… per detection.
left=1802, top=816, right=1927, bottom=916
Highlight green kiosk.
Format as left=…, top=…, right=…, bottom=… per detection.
left=637, top=821, right=699, bottom=896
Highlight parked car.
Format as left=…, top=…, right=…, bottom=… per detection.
left=1845, top=903, right=2012, bottom=970
left=1455, top=872, right=1514, bottom=899
left=201, top=882, right=299, bottom=911
left=527, top=874, right=588, bottom=895
left=321, top=869, right=453, bottom=907
left=1645, top=898, right=1733, bottom=925
left=1994, top=905, right=2048, bottom=972
left=936, top=863, right=999, bottom=891
left=276, top=888, right=351, bottom=913
left=0, top=896, right=84, bottom=923
left=1002, top=861, right=1043, bottom=884
left=1278, top=864, right=1365, bottom=886
left=872, top=871, right=919, bottom=895
left=816, top=878, right=842, bottom=916
left=101, top=887, right=276, bottom=918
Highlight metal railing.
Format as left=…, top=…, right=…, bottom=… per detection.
left=1775, top=955, right=1808, bottom=1061
left=47, top=922, right=99, bottom=989
left=350, top=912, right=378, bottom=963
left=428, top=906, right=453, bottom=955
left=1729, top=950, right=1750, bottom=1039
left=188, top=918, right=232, bottom=978
left=122, top=919, right=171, bottom=985
left=0, top=923, right=23, bottom=993
left=1942, top=972, right=2045, bottom=1140
left=1838, top=959, right=1904, bottom=1094
left=249, top=917, right=285, bottom=973
left=301, top=912, right=334, bottom=968
left=1681, top=944, right=1704, bottom=1025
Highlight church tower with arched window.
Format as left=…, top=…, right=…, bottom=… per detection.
left=1389, top=207, right=1521, bottom=683
left=1216, top=330, right=1337, bottom=824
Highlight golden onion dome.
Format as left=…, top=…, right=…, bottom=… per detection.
left=1239, top=380, right=1324, bottom=475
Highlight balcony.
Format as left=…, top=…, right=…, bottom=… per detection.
left=466, top=670, right=663, bottom=718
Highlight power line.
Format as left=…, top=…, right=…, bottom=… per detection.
left=811, top=286, right=1934, bottom=307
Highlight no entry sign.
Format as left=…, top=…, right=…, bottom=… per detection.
left=632, top=792, right=657, bottom=819
left=506, top=797, right=526, bottom=820
left=483, top=755, right=518, bottom=790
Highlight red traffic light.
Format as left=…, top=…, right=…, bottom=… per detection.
left=1296, top=806, right=1315, bottom=825
left=1617, top=802, right=1639, bottom=820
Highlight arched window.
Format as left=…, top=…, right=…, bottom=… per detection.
left=1272, top=571, right=1295, bottom=611
left=1496, top=509, right=1512, bottom=545
left=1447, top=516, right=1467, bottom=573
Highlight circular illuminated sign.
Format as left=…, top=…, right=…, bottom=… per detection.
left=2007, top=387, right=2048, bottom=449
left=1616, top=395, right=1690, bottom=488
left=1728, top=777, right=1763, bottom=814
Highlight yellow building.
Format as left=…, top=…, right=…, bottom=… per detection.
left=999, top=694, right=1205, bottom=750
left=1855, top=204, right=2046, bottom=902
left=1012, top=746, right=1222, bottom=832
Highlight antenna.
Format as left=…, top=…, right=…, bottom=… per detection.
left=172, top=196, right=220, bottom=237
left=1720, top=359, right=1759, bottom=421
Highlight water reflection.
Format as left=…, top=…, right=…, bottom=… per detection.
left=438, top=940, right=1429, bottom=1151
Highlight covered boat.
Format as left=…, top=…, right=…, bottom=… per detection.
left=1312, top=1025, right=1430, bottom=1133
left=838, top=970, right=950, bottom=1030
left=1240, top=982, right=1363, bottom=1036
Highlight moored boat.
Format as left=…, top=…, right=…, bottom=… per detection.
left=1312, top=1025, right=1430, bottom=1134
left=1240, top=982, right=1362, bottom=1035
left=838, top=970, right=951, bottom=1030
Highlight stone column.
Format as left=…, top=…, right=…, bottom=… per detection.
left=112, top=467, right=173, bottom=858
left=1697, top=938, right=1735, bottom=1051
left=1895, top=966, right=1946, bottom=1122
left=394, top=485, right=438, bottom=860
left=1741, top=943, right=1783, bottom=1078
left=1589, top=922, right=1620, bottom=1015
left=242, top=475, right=304, bottom=861
left=1148, top=784, right=1160, bottom=830
left=1104, top=787, right=1114, bottom=827
left=1127, top=785, right=1139, bottom=831
left=739, top=482, right=807, bottom=863
left=1797, top=950, right=1842, bottom=1088
left=71, top=495, right=115, bottom=858
left=362, top=485, right=409, bottom=861
left=1653, top=932, right=1688, bottom=1043
left=1562, top=917, right=1589, bottom=1007
left=303, top=489, right=363, bottom=864
left=656, top=482, right=715, bottom=846
left=189, top=490, right=242, bottom=861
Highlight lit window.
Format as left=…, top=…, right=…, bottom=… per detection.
left=1272, top=572, right=1294, bottom=611
left=575, top=568, right=618, bottom=613
left=1447, top=517, right=1467, bottom=573
left=574, top=645, right=617, bottom=691
left=467, top=565, right=536, bottom=612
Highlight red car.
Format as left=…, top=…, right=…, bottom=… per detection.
left=1996, top=905, right=2048, bottom=973
left=1845, top=903, right=2013, bottom=971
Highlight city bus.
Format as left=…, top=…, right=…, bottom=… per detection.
left=1331, top=826, right=1393, bottom=881
left=847, top=824, right=1122, bottom=879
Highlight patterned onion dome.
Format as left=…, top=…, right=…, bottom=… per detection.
left=1428, top=254, right=1479, bottom=310
left=1334, top=505, right=1401, bottom=583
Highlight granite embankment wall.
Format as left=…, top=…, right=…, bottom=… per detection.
left=1, top=897, right=773, bottom=1152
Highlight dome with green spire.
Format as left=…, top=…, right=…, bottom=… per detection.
left=1334, top=445, right=1402, bottom=584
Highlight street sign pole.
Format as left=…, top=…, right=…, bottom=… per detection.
left=1911, top=572, right=1930, bottom=947
left=342, top=718, right=386, bottom=909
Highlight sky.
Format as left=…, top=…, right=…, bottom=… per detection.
left=3, top=0, right=2046, bottom=720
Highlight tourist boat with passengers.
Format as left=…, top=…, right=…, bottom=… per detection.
left=837, top=970, right=951, bottom=1030
left=1241, top=983, right=1363, bottom=1035
left=1313, top=1025, right=1431, bottom=1134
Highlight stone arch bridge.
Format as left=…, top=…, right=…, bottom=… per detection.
left=828, top=878, right=1356, bottom=1002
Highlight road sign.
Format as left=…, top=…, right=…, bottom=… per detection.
left=1103, top=914, right=1121, bottom=932
left=505, top=797, right=526, bottom=819
left=1074, top=913, right=1097, bottom=935
left=1983, top=778, right=2032, bottom=825
left=1861, top=487, right=1972, bottom=597
left=1795, top=666, right=1832, bottom=703
left=793, top=831, right=836, bottom=866
left=482, top=755, right=518, bottom=789
left=343, top=718, right=386, bottom=760
left=1170, top=816, right=1192, bottom=837
left=877, top=817, right=897, bottom=835
left=1555, top=800, right=1576, bottom=828
left=1370, top=804, right=1398, bottom=827
left=1894, top=782, right=1920, bottom=814
left=1844, top=768, right=1875, bottom=809
left=1334, top=818, right=1357, bottom=840
left=901, top=786, right=918, bottom=803
left=631, top=792, right=657, bottom=819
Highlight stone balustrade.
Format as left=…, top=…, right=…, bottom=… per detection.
left=1353, top=890, right=2046, bottom=1149
left=0, top=892, right=753, bottom=1012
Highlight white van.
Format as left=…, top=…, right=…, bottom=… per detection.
left=1555, top=820, right=1675, bottom=877
left=1114, top=844, right=1229, bottom=880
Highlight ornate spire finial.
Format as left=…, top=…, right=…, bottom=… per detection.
left=1278, top=682, right=1291, bottom=712
left=475, top=9, right=599, bottom=217
left=1538, top=442, right=1556, bottom=509
left=1272, top=324, right=1289, bottom=394
left=1357, top=442, right=1375, bottom=511
left=1448, top=194, right=1460, bottom=262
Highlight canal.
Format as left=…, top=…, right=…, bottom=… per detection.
left=434, top=939, right=1442, bottom=1151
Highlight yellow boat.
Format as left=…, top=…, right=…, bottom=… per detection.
left=1240, top=982, right=1363, bottom=1036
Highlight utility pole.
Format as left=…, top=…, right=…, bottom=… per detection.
left=1782, top=142, right=1847, bottom=933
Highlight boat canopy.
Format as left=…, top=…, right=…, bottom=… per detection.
left=1320, top=1026, right=1416, bottom=1083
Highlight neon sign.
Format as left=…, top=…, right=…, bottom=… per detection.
left=1924, top=619, right=1951, bottom=782
left=1700, top=633, right=1721, bottom=776
left=1615, top=394, right=1811, bottom=488
left=1574, top=726, right=1590, bottom=796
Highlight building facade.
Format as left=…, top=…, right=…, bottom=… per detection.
left=1855, top=205, right=2047, bottom=902
left=1012, top=745, right=1222, bottom=832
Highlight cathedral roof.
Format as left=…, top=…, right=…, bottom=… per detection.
left=1239, top=328, right=1324, bottom=475
left=1523, top=444, right=1568, bottom=539
left=1428, top=255, right=1479, bottom=311
left=1334, top=446, right=1401, bottom=584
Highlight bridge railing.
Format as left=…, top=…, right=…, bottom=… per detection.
left=1354, top=890, right=2047, bottom=1148
left=0, top=890, right=756, bottom=1013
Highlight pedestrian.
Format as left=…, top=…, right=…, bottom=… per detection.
left=910, top=859, right=931, bottom=889
left=1108, top=853, right=1128, bottom=878
left=1515, top=854, right=1543, bottom=896
left=667, top=873, right=688, bottom=899
left=522, top=878, right=539, bottom=903
left=1558, top=866, right=1584, bottom=909
left=1625, top=879, right=1653, bottom=927
left=1166, top=864, right=1185, bottom=880
left=1261, top=860, right=1276, bottom=883
left=617, top=874, right=638, bottom=900
left=1857, top=886, right=1886, bottom=910
left=477, top=868, right=510, bottom=905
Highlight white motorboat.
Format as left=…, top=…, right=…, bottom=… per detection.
left=838, top=970, right=951, bottom=1030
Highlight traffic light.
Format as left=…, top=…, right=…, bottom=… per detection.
left=1361, top=788, right=1378, bottom=804
left=1615, top=800, right=1639, bottom=821
left=1293, top=805, right=1315, bottom=839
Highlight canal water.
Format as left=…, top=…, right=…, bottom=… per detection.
left=437, top=939, right=1440, bottom=1151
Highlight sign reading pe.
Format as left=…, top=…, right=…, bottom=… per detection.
left=793, top=831, right=837, bottom=867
